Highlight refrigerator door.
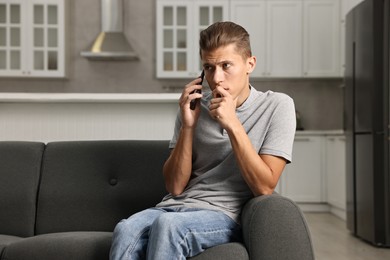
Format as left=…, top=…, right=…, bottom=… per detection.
left=345, top=8, right=356, bottom=233
left=385, top=0, right=390, bottom=245
left=354, top=0, right=374, bottom=134
left=355, top=134, right=375, bottom=242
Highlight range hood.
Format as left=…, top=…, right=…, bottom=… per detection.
left=80, top=0, right=138, bottom=61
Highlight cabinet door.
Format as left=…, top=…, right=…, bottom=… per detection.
left=194, top=1, right=229, bottom=76
left=156, top=0, right=192, bottom=78
left=0, top=0, right=26, bottom=76
left=281, top=136, right=324, bottom=202
left=0, top=0, right=65, bottom=77
left=28, top=0, right=65, bottom=77
left=326, top=136, right=346, bottom=210
left=266, top=0, right=302, bottom=77
left=156, top=0, right=228, bottom=78
left=303, top=0, right=340, bottom=77
left=230, top=0, right=266, bottom=78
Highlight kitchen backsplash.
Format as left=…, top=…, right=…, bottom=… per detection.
left=160, top=78, right=344, bottom=130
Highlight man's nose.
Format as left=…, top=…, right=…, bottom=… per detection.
left=212, top=67, right=224, bottom=85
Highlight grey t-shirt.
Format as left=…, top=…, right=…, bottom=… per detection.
left=156, top=86, right=296, bottom=222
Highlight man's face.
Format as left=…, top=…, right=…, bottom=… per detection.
left=201, top=43, right=255, bottom=106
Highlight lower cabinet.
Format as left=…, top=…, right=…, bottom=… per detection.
left=279, top=135, right=325, bottom=202
left=276, top=132, right=346, bottom=217
left=325, top=135, right=347, bottom=219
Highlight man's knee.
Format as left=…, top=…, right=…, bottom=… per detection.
left=112, top=219, right=129, bottom=235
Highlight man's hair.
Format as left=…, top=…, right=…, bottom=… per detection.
left=199, top=21, right=252, bottom=60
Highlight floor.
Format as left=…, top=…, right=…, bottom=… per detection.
left=305, top=213, right=390, bottom=260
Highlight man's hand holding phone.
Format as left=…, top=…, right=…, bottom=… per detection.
left=179, top=71, right=204, bottom=129
left=190, top=70, right=204, bottom=110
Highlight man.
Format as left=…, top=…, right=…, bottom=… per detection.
left=110, top=21, right=296, bottom=260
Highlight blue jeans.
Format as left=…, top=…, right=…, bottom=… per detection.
left=109, top=207, right=242, bottom=260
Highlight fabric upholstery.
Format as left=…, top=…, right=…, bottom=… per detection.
left=0, top=140, right=315, bottom=260
left=190, top=242, right=249, bottom=260
left=0, top=141, right=45, bottom=237
left=2, top=232, right=111, bottom=260
left=242, top=194, right=315, bottom=260
left=0, top=235, right=24, bottom=258
left=35, top=140, right=170, bottom=235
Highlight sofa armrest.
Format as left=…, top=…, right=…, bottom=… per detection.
left=241, top=194, right=314, bottom=260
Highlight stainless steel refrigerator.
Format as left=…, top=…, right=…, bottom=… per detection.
left=345, top=0, right=390, bottom=247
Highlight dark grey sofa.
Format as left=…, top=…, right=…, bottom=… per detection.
left=0, top=140, right=314, bottom=260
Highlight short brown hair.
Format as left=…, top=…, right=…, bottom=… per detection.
left=199, top=21, right=252, bottom=60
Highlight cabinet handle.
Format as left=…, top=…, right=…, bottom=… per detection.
left=295, top=138, right=311, bottom=142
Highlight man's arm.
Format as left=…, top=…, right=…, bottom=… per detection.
left=209, top=87, right=291, bottom=196
left=227, top=123, right=287, bottom=196
left=163, top=127, right=194, bottom=196
left=162, top=77, right=203, bottom=196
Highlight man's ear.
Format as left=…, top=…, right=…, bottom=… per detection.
left=247, top=56, right=256, bottom=74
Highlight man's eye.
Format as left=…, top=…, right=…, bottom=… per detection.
left=223, top=63, right=231, bottom=69
left=204, top=65, right=213, bottom=71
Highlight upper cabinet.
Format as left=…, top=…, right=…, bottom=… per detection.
left=231, top=0, right=340, bottom=78
left=156, top=0, right=229, bottom=78
left=303, top=0, right=340, bottom=77
left=231, top=0, right=303, bottom=78
left=0, top=0, right=66, bottom=78
left=157, top=0, right=347, bottom=79
left=229, top=0, right=266, bottom=77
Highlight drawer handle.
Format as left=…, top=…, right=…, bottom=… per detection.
left=295, top=138, right=311, bottom=142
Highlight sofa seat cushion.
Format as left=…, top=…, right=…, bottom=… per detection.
left=0, top=235, right=24, bottom=256
left=189, top=242, right=249, bottom=260
left=2, top=231, right=112, bottom=260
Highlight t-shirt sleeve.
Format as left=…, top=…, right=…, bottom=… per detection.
left=260, top=94, right=296, bottom=163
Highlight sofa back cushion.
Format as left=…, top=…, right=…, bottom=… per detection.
left=0, top=141, right=45, bottom=237
left=35, top=140, right=170, bottom=235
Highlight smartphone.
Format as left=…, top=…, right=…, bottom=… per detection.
left=190, top=70, right=204, bottom=110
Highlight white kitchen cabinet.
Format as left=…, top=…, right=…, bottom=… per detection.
left=157, top=0, right=343, bottom=78
left=277, top=131, right=347, bottom=216
left=231, top=0, right=341, bottom=78
left=325, top=135, right=346, bottom=219
left=230, top=0, right=302, bottom=78
left=281, top=135, right=325, bottom=202
left=303, top=0, right=340, bottom=77
left=267, top=0, right=303, bottom=77
left=0, top=0, right=66, bottom=77
left=156, top=0, right=229, bottom=78
left=230, top=0, right=266, bottom=77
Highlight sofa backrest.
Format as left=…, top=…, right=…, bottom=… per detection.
left=35, top=140, right=170, bottom=235
left=0, top=141, right=45, bottom=237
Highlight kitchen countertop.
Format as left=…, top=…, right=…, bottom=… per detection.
left=0, top=93, right=181, bottom=103
left=296, top=130, right=344, bottom=135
